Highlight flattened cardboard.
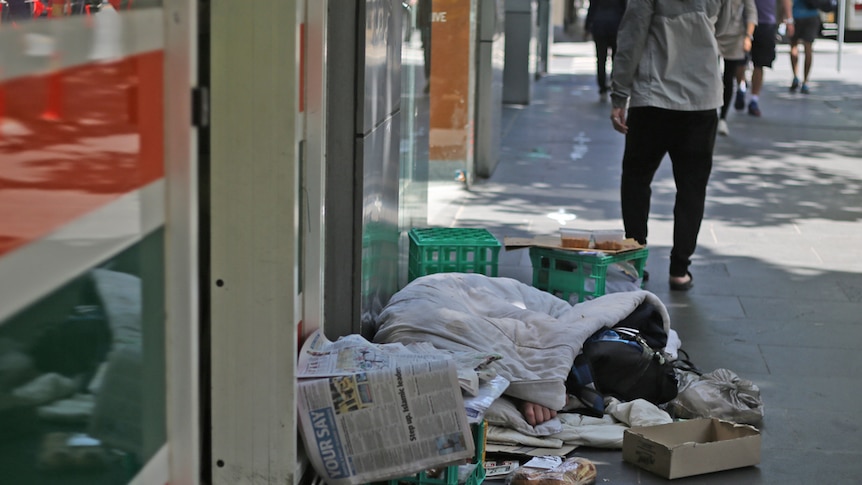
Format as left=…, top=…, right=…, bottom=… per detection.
left=622, top=418, right=761, bottom=479
left=503, top=235, right=644, bottom=254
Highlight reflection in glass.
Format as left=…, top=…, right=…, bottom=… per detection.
left=0, top=2, right=166, bottom=483
left=0, top=0, right=162, bottom=24
left=0, top=234, right=166, bottom=484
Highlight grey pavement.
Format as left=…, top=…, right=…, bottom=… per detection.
left=428, top=38, right=862, bottom=484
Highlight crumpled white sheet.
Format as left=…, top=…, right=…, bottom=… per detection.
left=486, top=397, right=672, bottom=450
left=487, top=427, right=566, bottom=449
left=374, top=273, right=678, bottom=450
left=484, top=396, right=564, bottom=436
left=374, top=273, right=671, bottom=411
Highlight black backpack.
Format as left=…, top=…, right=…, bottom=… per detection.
left=566, top=301, right=678, bottom=417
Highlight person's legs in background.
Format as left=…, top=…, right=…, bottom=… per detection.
left=595, top=35, right=611, bottom=100
left=749, top=65, right=763, bottom=116
left=620, top=107, right=669, bottom=246
left=734, top=58, right=748, bottom=110
left=565, top=0, right=578, bottom=33
left=608, top=35, right=618, bottom=93
left=420, top=26, right=431, bottom=93
left=667, top=110, right=717, bottom=284
left=800, top=40, right=813, bottom=93
left=790, top=16, right=819, bottom=94
left=719, top=58, right=742, bottom=135
left=748, top=23, right=777, bottom=117
left=418, top=0, right=432, bottom=93
left=789, top=37, right=801, bottom=91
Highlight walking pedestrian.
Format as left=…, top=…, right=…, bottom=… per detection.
left=788, top=0, right=821, bottom=94
left=717, top=0, right=758, bottom=135
left=584, top=0, right=626, bottom=102
left=610, top=0, right=732, bottom=290
left=417, top=0, right=432, bottom=93
left=745, top=0, right=794, bottom=116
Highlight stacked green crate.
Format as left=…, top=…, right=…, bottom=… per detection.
left=408, top=228, right=501, bottom=282
left=530, top=246, right=649, bottom=303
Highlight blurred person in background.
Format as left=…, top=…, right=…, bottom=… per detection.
left=788, top=0, right=821, bottom=94
left=584, top=0, right=627, bottom=102
left=717, top=0, right=758, bottom=135
left=610, top=0, right=732, bottom=291
left=417, top=0, right=432, bottom=93
left=743, top=0, right=794, bottom=116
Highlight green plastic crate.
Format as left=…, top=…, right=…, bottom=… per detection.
left=386, top=421, right=486, bottom=485
left=529, top=246, right=649, bottom=303
left=408, top=228, right=501, bottom=282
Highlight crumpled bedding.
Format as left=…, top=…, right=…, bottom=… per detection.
left=373, top=273, right=671, bottom=412
left=486, top=397, right=673, bottom=449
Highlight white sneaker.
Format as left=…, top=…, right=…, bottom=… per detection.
left=717, top=119, right=729, bottom=136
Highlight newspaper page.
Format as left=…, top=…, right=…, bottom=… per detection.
left=297, top=331, right=455, bottom=377
left=297, top=330, right=475, bottom=485
left=485, top=444, right=578, bottom=457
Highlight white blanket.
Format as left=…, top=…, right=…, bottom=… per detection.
left=486, top=397, right=673, bottom=449
left=373, top=273, right=670, bottom=411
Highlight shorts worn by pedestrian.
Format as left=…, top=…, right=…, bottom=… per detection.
left=610, top=0, right=732, bottom=290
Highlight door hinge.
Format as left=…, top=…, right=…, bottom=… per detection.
left=192, top=86, right=210, bottom=128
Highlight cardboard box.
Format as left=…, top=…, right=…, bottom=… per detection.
left=622, top=418, right=761, bottom=479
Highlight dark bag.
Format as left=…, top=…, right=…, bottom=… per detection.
left=804, top=0, right=836, bottom=12
left=566, top=301, right=678, bottom=417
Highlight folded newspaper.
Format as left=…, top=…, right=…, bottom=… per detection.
left=296, top=330, right=475, bottom=485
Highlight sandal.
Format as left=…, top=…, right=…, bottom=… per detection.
left=669, top=271, right=693, bottom=291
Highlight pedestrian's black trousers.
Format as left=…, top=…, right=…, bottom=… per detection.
left=594, top=34, right=617, bottom=92
left=620, top=107, right=717, bottom=277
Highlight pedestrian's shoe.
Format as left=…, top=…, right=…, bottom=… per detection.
left=669, top=272, right=694, bottom=291
left=717, top=119, right=729, bottom=136
left=800, top=84, right=810, bottom=94
left=734, top=90, right=745, bottom=111
left=748, top=100, right=761, bottom=117
left=790, top=77, right=800, bottom=92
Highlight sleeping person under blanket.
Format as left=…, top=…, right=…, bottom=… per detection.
left=373, top=273, right=676, bottom=426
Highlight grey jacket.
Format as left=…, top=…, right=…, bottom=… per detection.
left=611, top=0, right=733, bottom=111
left=716, top=0, right=757, bottom=60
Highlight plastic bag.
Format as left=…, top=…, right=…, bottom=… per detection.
left=508, top=457, right=597, bottom=485
left=666, top=368, right=764, bottom=427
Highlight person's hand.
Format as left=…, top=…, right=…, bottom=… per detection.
left=743, top=36, right=752, bottom=53
left=519, top=401, right=557, bottom=426
left=610, top=106, right=627, bottom=134
left=786, top=23, right=795, bottom=39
